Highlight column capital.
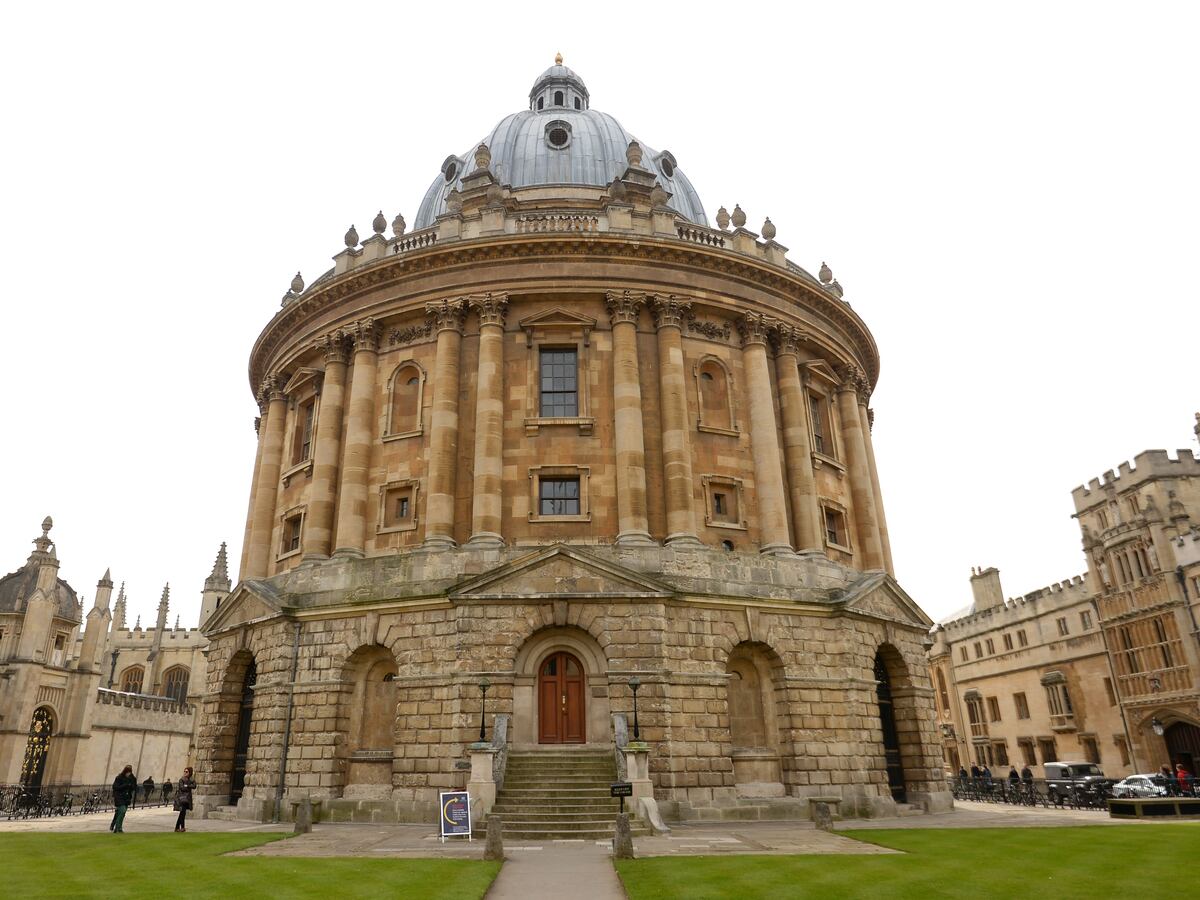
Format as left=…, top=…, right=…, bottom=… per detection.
left=606, top=290, right=645, bottom=327
left=253, top=415, right=261, bottom=437
left=347, top=318, right=379, bottom=353
left=772, top=323, right=808, bottom=358
left=314, top=329, right=351, bottom=365
left=736, top=312, right=776, bottom=347
left=426, top=298, right=467, bottom=334
left=835, top=363, right=870, bottom=400
left=649, top=294, right=692, bottom=330
left=470, top=292, right=509, bottom=328
left=256, top=374, right=285, bottom=410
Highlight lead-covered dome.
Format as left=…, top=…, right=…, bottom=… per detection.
left=415, top=59, right=708, bottom=228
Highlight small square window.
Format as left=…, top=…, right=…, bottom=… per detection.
left=539, top=477, right=580, bottom=516
left=378, top=481, right=420, bottom=533
left=703, top=477, right=745, bottom=529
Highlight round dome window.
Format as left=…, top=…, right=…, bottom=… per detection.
left=443, top=161, right=458, bottom=183
left=544, top=121, right=572, bottom=150
left=657, top=151, right=677, bottom=178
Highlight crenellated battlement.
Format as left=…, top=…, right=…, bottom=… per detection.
left=942, top=574, right=1089, bottom=636
left=1073, top=449, right=1200, bottom=509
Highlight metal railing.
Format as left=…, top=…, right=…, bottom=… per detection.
left=948, top=777, right=1117, bottom=811
left=1, top=783, right=177, bottom=819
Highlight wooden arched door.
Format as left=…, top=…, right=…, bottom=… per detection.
left=538, top=651, right=585, bottom=743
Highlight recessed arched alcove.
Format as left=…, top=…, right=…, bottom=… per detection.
left=725, top=641, right=786, bottom=796
left=511, top=626, right=611, bottom=748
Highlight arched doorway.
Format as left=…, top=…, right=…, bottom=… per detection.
left=1165, top=721, right=1200, bottom=775
left=874, top=651, right=907, bottom=803
left=725, top=642, right=785, bottom=794
left=20, top=708, right=54, bottom=788
left=538, top=651, right=585, bottom=744
left=230, top=660, right=257, bottom=803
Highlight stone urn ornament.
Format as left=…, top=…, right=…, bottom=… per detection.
left=474, top=143, right=492, bottom=172
left=392, top=213, right=406, bottom=236
left=344, top=224, right=359, bottom=248
left=372, top=211, right=387, bottom=235
left=716, top=206, right=730, bottom=230
left=290, top=271, right=304, bottom=293
left=819, top=261, right=833, bottom=284
left=731, top=204, right=747, bottom=228
left=761, top=217, right=776, bottom=240
left=626, top=140, right=643, bottom=168
left=649, top=184, right=669, bottom=207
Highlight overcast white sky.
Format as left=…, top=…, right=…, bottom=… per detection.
left=2, top=2, right=1197, bottom=629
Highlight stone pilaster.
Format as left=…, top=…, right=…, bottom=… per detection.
left=607, top=291, right=654, bottom=546
left=239, top=414, right=265, bottom=580
left=650, top=296, right=700, bottom=545
left=302, top=330, right=350, bottom=560
left=774, top=326, right=822, bottom=553
left=860, top=405, right=894, bottom=575
left=467, top=294, right=508, bottom=549
left=332, top=319, right=379, bottom=558
left=246, top=375, right=287, bottom=578
left=835, top=366, right=884, bottom=570
left=737, top=314, right=793, bottom=555
left=423, top=299, right=467, bottom=549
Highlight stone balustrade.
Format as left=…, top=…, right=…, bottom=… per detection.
left=96, top=687, right=192, bottom=715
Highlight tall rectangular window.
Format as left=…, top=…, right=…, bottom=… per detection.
left=1056, top=617, right=1069, bottom=636
left=1013, top=692, right=1030, bottom=719
left=1103, top=677, right=1117, bottom=706
left=1017, top=630, right=1028, bottom=647
left=985, top=638, right=995, bottom=655
left=959, top=646, right=968, bottom=662
left=1079, top=610, right=1092, bottom=630
left=292, top=398, right=315, bottom=464
left=1081, top=736, right=1100, bottom=764
left=1019, top=739, right=1036, bottom=766
left=987, top=696, right=1002, bottom=722
left=823, top=507, right=847, bottom=548
left=974, top=642, right=983, bottom=659
left=539, top=348, right=578, bottom=417
left=1038, top=738, right=1058, bottom=763
left=539, top=477, right=580, bottom=516
left=1003, top=633, right=1013, bottom=651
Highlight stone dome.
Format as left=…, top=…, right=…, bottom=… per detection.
left=414, top=60, right=708, bottom=229
left=0, top=564, right=78, bottom=620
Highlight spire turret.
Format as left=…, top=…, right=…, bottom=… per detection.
left=204, top=542, right=231, bottom=592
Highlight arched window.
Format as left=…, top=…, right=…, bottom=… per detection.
left=385, top=362, right=425, bottom=438
left=554, top=90, right=563, bottom=106
left=120, top=666, right=144, bottom=694
left=163, top=666, right=190, bottom=703
left=574, top=96, right=581, bottom=110
left=694, top=357, right=737, bottom=434
left=537, top=97, right=544, bottom=110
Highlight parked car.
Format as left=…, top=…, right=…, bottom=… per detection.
left=1112, top=774, right=1168, bottom=798
left=1043, top=762, right=1113, bottom=804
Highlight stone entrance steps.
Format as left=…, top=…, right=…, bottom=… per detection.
left=895, top=802, right=925, bottom=817
left=208, top=805, right=240, bottom=822
left=489, top=749, right=650, bottom=840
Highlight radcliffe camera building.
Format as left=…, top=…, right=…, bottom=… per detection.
left=15, top=58, right=951, bottom=827
left=929, top=417, right=1200, bottom=783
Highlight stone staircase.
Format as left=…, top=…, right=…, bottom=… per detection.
left=895, top=802, right=925, bottom=817
left=207, top=804, right=240, bottom=822
left=488, top=748, right=651, bottom=841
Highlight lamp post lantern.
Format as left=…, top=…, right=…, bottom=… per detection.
left=629, top=676, right=641, bottom=741
left=1152, top=717, right=1165, bottom=737
left=478, top=677, right=491, bottom=743
left=108, top=649, right=120, bottom=689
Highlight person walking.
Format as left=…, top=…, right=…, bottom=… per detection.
left=161, top=778, right=172, bottom=803
left=173, top=767, right=196, bottom=833
left=1176, top=763, right=1190, bottom=796
left=110, top=765, right=137, bottom=833
left=142, top=776, right=155, bottom=804
left=1159, top=765, right=1176, bottom=796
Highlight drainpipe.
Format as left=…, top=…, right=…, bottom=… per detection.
left=272, top=621, right=302, bottom=823
left=1091, top=597, right=1140, bottom=773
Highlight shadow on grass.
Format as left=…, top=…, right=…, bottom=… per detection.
left=0, top=832, right=501, bottom=899
left=615, top=825, right=1200, bottom=900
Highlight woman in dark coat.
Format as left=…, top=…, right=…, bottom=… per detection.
left=173, top=767, right=196, bottom=832
left=110, top=765, right=137, bottom=833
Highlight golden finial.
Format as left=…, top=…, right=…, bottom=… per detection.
left=555, top=52, right=563, bottom=65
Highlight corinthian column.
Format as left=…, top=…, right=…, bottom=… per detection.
left=423, top=299, right=466, bottom=549
left=650, top=296, right=700, bottom=545
left=774, top=326, right=822, bottom=552
left=302, top=330, right=350, bottom=560
left=239, top=414, right=264, bottom=580
left=860, top=405, right=895, bottom=575
left=738, top=314, right=793, bottom=555
left=836, top=367, right=884, bottom=570
left=466, top=293, right=508, bottom=549
left=607, top=291, right=653, bottom=546
left=332, top=319, right=379, bottom=558
left=245, top=375, right=287, bottom=578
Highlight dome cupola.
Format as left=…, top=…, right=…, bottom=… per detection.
left=529, top=53, right=590, bottom=112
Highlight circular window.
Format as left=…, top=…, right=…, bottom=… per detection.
left=660, top=158, right=675, bottom=177
left=549, top=128, right=569, bottom=147
left=443, top=161, right=458, bottom=183
left=544, top=121, right=572, bottom=150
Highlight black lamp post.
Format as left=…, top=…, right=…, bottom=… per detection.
left=629, top=676, right=641, bottom=741
left=478, top=677, right=491, bottom=743
left=108, top=649, right=120, bottom=688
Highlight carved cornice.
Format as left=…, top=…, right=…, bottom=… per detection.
left=685, top=313, right=731, bottom=342
left=348, top=318, right=379, bottom=353
left=425, top=298, right=467, bottom=334
left=772, top=323, right=808, bottom=357
left=605, top=289, right=645, bottom=327
left=314, top=329, right=351, bottom=365
left=736, top=312, right=775, bottom=348
left=650, top=295, right=692, bottom=330
left=471, top=292, right=509, bottom=328
left=248, top=235, right=880, bottom=395
left=388, top=319, right=434, bottom=346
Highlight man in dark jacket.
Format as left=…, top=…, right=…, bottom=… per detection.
left=110, top=765, right=137, bottom=833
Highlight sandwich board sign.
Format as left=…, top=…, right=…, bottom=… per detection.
left=439, top=791, right=472, bottom=842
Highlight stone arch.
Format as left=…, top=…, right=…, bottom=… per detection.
left=385, top=360, right=426, bottom=437
left=873, top=642, right=922, bottom=806
left=724, top=641, right=786, bottom=796
left=1133, top=708, right=1200, bottom=773
left=199, top=649, right=257, bottom=809
left=512, top=625, right=611, bottom=747
left=339, top=643, right=399, bottom=799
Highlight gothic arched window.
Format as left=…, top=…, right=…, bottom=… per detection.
left=163, top=666, right=190, bottom=703
left=119, top=666, right=144, bottom=694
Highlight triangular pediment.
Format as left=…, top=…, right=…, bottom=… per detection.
left=802, top=359, right=840, bottom=387
left=519, top=307, right=597, bottom=335
left=450, top=545, right=675, bottom=601
left=282, top=367, right=322, bottom=396
left=201, top=580, right=284, bottom=636
left=839, top=573, right=934, bottom=628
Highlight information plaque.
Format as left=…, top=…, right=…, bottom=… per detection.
left=439, top=790, right=472, bottom=841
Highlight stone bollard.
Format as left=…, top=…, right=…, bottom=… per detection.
left=812, top=801, right=833, bottom=832
left=612, top=812, right=634, bottom=859
left=484, top=816, right=504, bottom=861
left=293, top=797, right=313, bottom=835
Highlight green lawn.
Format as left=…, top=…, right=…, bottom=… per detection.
left=616, top=825, right=1198, bottom=900
left=0, top=833, right=501, bottom=899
